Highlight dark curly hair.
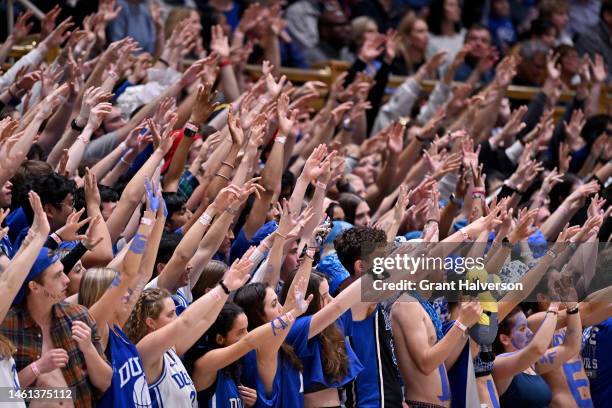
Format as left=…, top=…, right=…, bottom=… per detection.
left=334, top=226, right=387, bottom=276
left=22, top=172, right=76, bottom=223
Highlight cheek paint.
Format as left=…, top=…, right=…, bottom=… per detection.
left=510, top=314, right=531, bottom=350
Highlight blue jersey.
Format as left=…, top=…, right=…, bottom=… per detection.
left=242, top=350, right=304, bottom=408
left=298, top=310, right=363, bottom=392
left=240, top=316, right=312, bottom=408
left=97, top=325, right=151, bottom=408
left=202, top=371, right=243, bottom=408
left=346, top=304, right=403, bottom=407
left=583, top=318, right=612, bottom=407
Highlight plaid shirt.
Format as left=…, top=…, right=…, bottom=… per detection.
left=0, top=302, right=107, bottom=408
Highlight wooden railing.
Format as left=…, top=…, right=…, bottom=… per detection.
left=4, top=41, right=609, bottom=119
left=244, top=60, right=610, bottom=121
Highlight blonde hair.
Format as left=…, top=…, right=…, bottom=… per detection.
left=77, top=267, right=118, bottom=308
left=124, top=288, right=171, bottom=344
left=165, top=7, right=196, bottom=40
left=0, top=336, right=15, bottom=359
left=396, top=11, right=425, bottom=72
left=350, top=16, right=378, bottom=49
left=192, top=260, right=228, bottom=300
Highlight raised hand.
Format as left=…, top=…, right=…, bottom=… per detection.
left=55, top=209, right=91, bottom=242
left=228, top=106, right=245, bottom=148
left=359, top=32, right=386, bottom=64
left=265, top=70, right=287, bottom=99
left=546, top=52, right=561, bottom=81
left=41, top=17, right=73, bottom=50
left=277, top=93, right=297, bottom=135
left=416, top=51, right=446, bottom=81
left=210, top=24, right=230, bottom=58
left=508, top=208, right=537, bottom=243
left=387, top=122, right=405, bottom=154
left=419, top=108, right=446, bottom=141
left=144, top=177, right=161, bottom=213
left=41, top=5, right=62, bottom=39
left=590, top=54, right=607, bottom=84
left=82, top=215, right=103, bottom=250
left=190, top=82, right=218, bottom=125
left=83, top=168, right=101, bottom=209
left=494, top=105, right=527, bottom=147
left=563, top=109, right=586, bottom=150
left=587, top=194, right=606, bottom=218
left=15, top=70, right=42, bottom=93
left=36, top=84, right=69, bottom=120
left=566, top=180, right=600, bottom=211
left=86, top=102, right=113, bottom=130
left=212, top=185, right=241, bottom=211
left=28, top=191, right=50, bottom=238
left=98, top=0, right=122, bottom=23
left=223, top=247, right=256, bottom=291
left=12, top=10, right=34, bottom=43
left=540, top=167, right=564, bottom=195
left=148, top=116, right=176, bottom=154
left=383, top=29, right=398, bottom=64
left=277, top=199, right=300, bottom=236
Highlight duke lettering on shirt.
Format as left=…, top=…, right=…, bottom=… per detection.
left=119, top=357, right=144, bottom=388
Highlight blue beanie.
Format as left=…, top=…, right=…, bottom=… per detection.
left=13, top=248, right=60, bottom=305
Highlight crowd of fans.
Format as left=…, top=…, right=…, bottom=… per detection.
left=0, top=0, right=610, bottom=408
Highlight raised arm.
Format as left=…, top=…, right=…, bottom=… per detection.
left=392, top=300, right=481, bottom=375
left=88, top=198, right=155, bottom=348
left=193, top=289, right=311, bottom=391
left=0, top=192, right=49, bottom=320
left=136, top=251, right=253, bottom=364
left=492, top=307, right=559, bottom=393
left=106, top=118, right=175, bottom=243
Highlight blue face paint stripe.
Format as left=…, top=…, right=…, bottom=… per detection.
left=487, top=379, right=500, bottom=408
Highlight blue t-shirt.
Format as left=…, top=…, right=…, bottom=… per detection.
left=296, top=310, right=363, bottom=392
left=488, top=16, right=517, bottom=50
left=5, top=207, right=27, bottom=245
left=203, top=370, right=243, bottom=408
left=241, top=317, right=312, bottom=408
left=230, top=228, right=251, bottom=264
left=583, top=318, right=612, bottom=407
left=97, top=325, right=150, bottom=408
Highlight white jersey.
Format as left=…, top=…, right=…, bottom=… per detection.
left=149, top=348, right=197, bottom=408
left=0, top=356, right=25, bottom=407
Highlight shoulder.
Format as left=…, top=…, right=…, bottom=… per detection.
left=57, top=302, right=95, bottom=324
left=391, top=296, right=421, bottom=317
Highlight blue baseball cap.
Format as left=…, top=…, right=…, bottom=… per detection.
left=13, top=247, right=60, bottom=305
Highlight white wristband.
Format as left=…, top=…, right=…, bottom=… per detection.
left=140, top=217, right=153, bottom=225
left=275, top=136, right=287, bottom=145
left=454, top=320, right=468, bottom=333
left=199, top=213, right=213, bottom=226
